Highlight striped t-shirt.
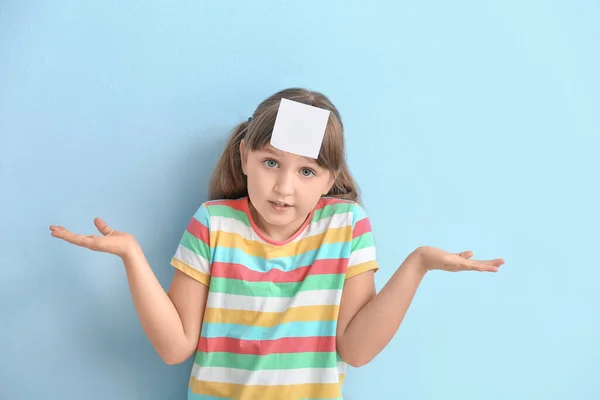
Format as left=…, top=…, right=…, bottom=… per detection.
left=170, top=196, right=379, bottom=400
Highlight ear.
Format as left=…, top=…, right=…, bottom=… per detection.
left=239, top=140, right=248, bottom=176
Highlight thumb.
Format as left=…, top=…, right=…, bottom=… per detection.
left=457, top=250, right=473, bottom=259
left=94, top=217, right=114, bottom=236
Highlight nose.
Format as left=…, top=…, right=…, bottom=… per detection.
left=274, top=170, right=294, bottom=196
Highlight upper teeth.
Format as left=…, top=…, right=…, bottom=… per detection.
left=275, top=202, right=285, bottom=206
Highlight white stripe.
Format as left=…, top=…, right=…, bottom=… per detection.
left=209, top=215, right=263, bottom=242
left=206, top=290, right=343, bottom=312
left=337, top=361, right=346, bottom=375
left=209, top=212, right=353, bottom=244
left=348, top=246, right=376, bottom=268
left=173, top=245, right=210, bottom=275
left=191, top=365, right=340, bottom=385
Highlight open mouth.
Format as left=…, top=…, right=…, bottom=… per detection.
left=269, top=200, right=292, bottom=209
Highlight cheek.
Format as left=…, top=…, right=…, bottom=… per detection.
left=246, top=167, right=270, bottom=193
left=297, top=182, right=324, bottom=204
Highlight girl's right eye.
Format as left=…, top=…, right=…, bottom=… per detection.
left=263, top=159, right=278, bottom=168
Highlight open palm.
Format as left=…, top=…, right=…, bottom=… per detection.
left=418, top=246, right=504, bottom=272
left=49, top=218, right=137, bottom=258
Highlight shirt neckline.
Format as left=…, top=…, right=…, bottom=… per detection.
left=242, top=196, right=316, bottom=246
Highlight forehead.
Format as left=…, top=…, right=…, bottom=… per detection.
left=256, top=144, right=319, bottom=166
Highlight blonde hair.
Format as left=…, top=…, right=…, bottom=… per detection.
left=209, top=88, right=361, bottom=203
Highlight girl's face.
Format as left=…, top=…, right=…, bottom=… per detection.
left=240, top=142, right=335, bottom=241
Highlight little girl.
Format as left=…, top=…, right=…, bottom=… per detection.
left=50, top=88, right=504, bottom=400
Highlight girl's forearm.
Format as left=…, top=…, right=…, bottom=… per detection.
left=121, top=246, right=189, bottom=364
left=339, top=249, right=427, bottom=367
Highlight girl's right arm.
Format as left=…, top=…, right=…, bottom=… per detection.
left=123, top=246, right=208, bottom=364
left=50, top=217, right=208, bottom=365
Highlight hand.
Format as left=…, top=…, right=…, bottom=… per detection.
left=415, top=246, right=504, bottom=273
left=49, top=218, right=139, bottom=259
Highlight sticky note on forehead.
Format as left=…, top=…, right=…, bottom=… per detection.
left=270, top=98, right=331, bottom=159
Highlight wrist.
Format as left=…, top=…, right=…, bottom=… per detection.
left=408, top=247, right=430, bottom=277
left=121, top=241, right=143, bottom=264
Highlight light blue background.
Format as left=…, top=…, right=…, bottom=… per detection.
left=1, top=1, right=598, bottom=399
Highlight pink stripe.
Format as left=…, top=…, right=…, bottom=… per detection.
left=207, top=198, right=246, bottom=212
left=211, top=259, right=348, bottom=282
left=187, top=218, right=209, bottom=245
left=352, top=217, right=371, bottom=239
left=198, top=336, right=336, bottom=355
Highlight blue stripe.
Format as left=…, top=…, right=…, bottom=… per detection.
left=211, top=242, right=352, bottom=272
left=351, top=203, right=367, bottom=226
left=192, top=204, right=210, bottom=225
left=201, top=320, right=337, bottom=340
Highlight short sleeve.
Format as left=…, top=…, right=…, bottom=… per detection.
left=345, top=203, right=380, bottom=280
left=170, top=203, right=212, bottom=286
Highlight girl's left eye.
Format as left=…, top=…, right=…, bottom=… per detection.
left=300, top=168, right=315, bottom=177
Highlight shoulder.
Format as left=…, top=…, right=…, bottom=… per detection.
left=191, top=197, right=249, bottom=228
left=314, top=197, right=370, bottom=227
left=202, top=198, right=247, bottom=213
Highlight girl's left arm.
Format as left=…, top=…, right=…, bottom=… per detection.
left=335, top=249, right=426, bottom=367
left=336, top=246, right=503, bottom=367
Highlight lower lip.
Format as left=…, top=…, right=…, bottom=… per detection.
left=269, top=201, right=292, bottom=212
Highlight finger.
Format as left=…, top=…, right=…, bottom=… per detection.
left=457, top=250, right=473, bottom=259
left=94, top=218, right=113, bottom=236
left=475, top=258, right=505, bottom=268
left=474, top=262, right=499, bottom=272
left=464, top=260, right=498, bottom=272
left=50, top=225, right=71, bottom=237
left=54, top=230, right=95, bottom=248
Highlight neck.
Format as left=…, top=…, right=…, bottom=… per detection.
left=248, top=200, right=307, bottom=242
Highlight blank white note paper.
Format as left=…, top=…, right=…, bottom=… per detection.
left=270, top=98, right=331, bottom=159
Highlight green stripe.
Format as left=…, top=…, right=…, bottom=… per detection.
left=351, top=232, right=375, bottom=251
left=181, top=231, right=210, bottom=259
left=209, top=274, right=344, bottom=297
left=195, top=351, right=336, bottom=370
left=312, top=202, right=355, bottom=223
left=208, top=204, right=251, bottom=226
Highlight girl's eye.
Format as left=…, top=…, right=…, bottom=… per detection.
left=300, top=168, right=315, bottom=177
left=264, top=159, right=278, bottom=168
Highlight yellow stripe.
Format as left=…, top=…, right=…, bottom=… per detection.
left=203, top=305, right=339, bottom=327
left=345, top=261, right=379, bottom=280
left=210, top=225, right=352, bottom=259
left=171, top=258, right=211, bottom=286
left=190, top=378, right=342, bottom=399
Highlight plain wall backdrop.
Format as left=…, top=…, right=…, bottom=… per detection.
left=1, top=1, right=599, bottom=399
